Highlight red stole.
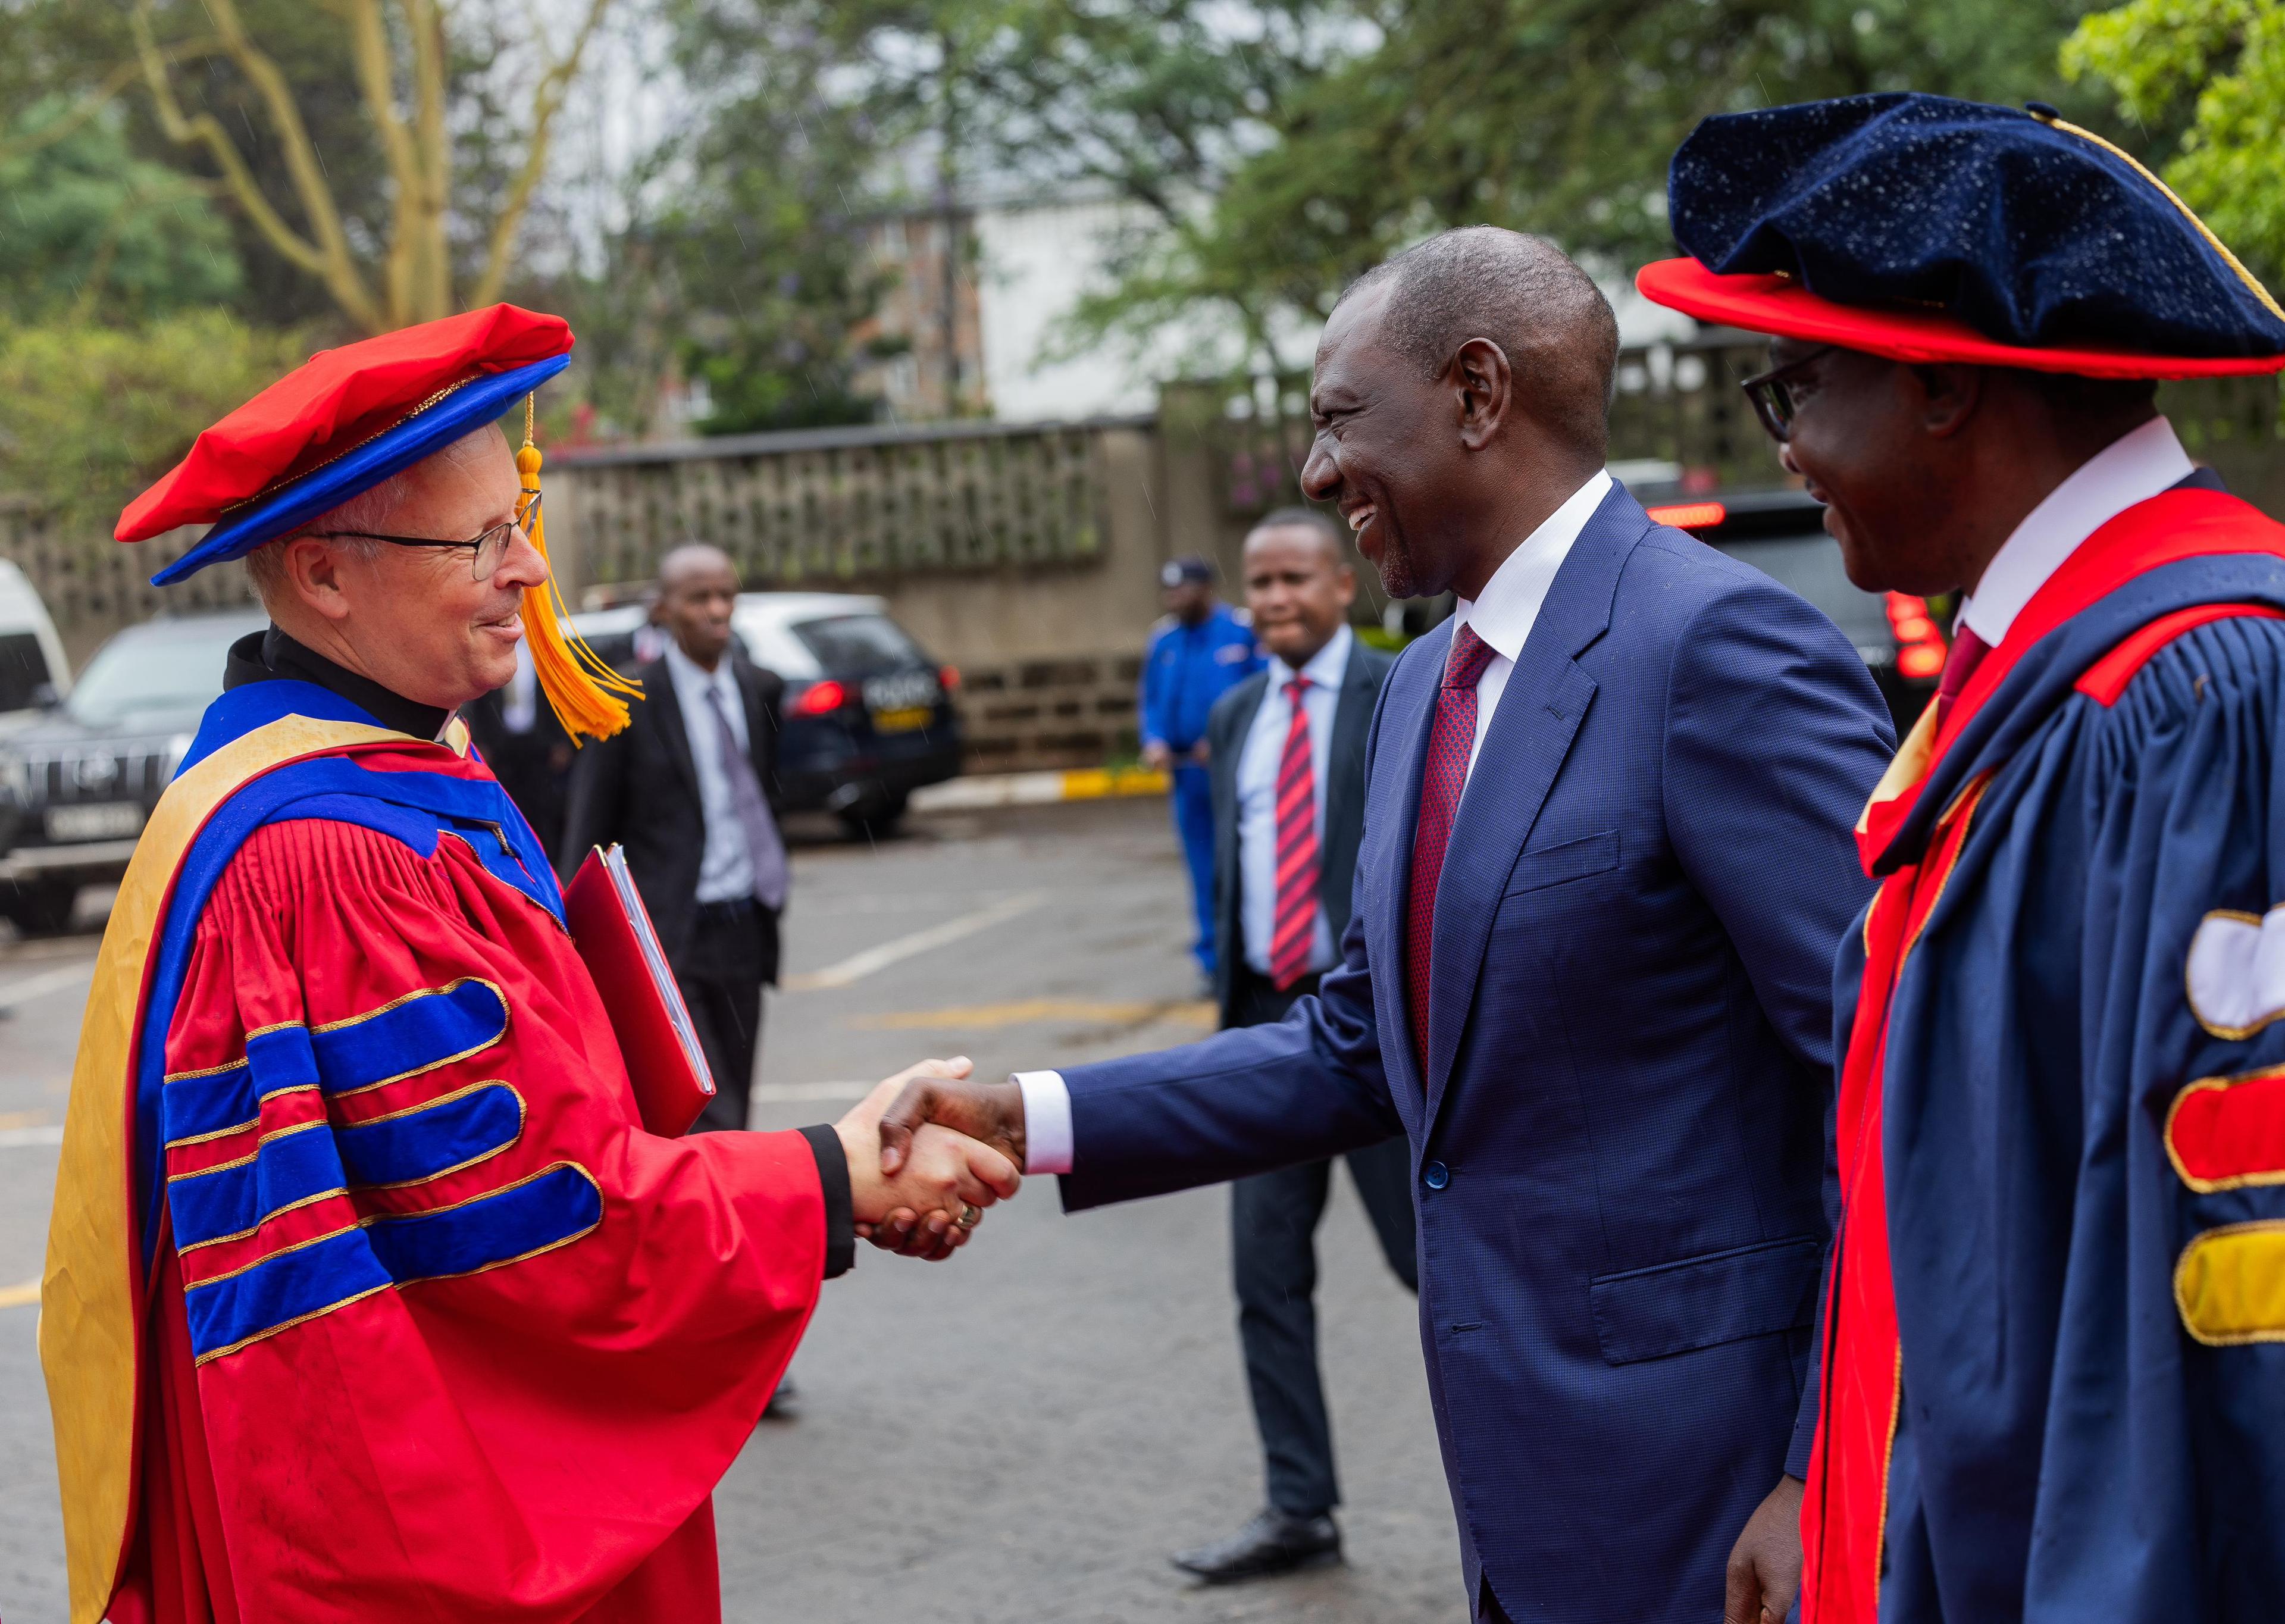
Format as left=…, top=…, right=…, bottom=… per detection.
left=1801, top=487, right=2285, bottom=1622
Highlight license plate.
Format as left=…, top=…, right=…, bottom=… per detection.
left=46, top=802, right=145, bottom=842
left=871, top=705, right=932, bottom=734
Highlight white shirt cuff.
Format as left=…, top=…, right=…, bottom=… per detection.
left=1012, top=1070, right=1073, bottom=1174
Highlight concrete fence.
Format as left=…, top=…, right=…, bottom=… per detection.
left=10, top=344, right=2283, bottom=773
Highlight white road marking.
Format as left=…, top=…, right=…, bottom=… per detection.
left=782, top=891, right=1047, bottom=991
left=0, top=1278, right=38, bottom=1310
left=0, top=1125, right=64, bottom=1149
left=0, top=962, right=94, bottom=1012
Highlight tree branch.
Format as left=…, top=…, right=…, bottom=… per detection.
left=466, top=0, right=618, bottom=309
left=136, top=0, right=380, bottom=330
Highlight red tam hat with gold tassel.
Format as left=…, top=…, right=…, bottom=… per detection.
left=116, top=302, right=638, bottom=742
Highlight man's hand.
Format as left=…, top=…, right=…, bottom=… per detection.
left=834, top=1060, right=1020, bottom=1262
left=1724, top=1473, right=1804, bottom=1624
left=1140, top=740, right=1174, bottom=773
left=878, top=1067, right=1027, bottom=1177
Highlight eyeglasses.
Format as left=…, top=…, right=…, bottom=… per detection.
left=1739, top=347, right=1836, bottom=443
left=308, top=494, right=540, bottom=581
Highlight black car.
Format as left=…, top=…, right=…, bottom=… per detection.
left=0, top=609, right=264, bottom=934
left=1641, top=488, right=1945, bottom=735
left=572, top=592, right=963, bottom=836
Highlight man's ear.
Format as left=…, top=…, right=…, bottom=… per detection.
left=1908, top=364, right=1983, bottom=439
left=277, top=537, right=355, bottom=624
left=1450, top=337, right=1512, bottom=451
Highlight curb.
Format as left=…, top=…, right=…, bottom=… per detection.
left=912, top=766, right=1170, bottom=812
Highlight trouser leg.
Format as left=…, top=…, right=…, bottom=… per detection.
left=1233, top=1157, right=1339, bottom=1517
left=1344, top=1134, right=1420, bottom=1293
left=1170, top=764, right=1217, bottom=975
left=681, top=904, right=766, bottom=1134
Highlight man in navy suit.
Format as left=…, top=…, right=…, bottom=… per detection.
left=1171, top=507, right=1417, bottom=1584
left=877, top=227, right=1895, bottom=1623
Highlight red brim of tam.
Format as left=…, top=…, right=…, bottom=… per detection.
left=1635, top=257, right=2285, bottom=380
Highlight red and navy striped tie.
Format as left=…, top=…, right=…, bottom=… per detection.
left=1269, top=675, right=1320, bottom=990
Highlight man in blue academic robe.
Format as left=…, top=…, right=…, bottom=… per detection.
left=1637, top=93, right=2285, bottom=1622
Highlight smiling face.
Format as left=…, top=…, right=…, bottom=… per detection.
left=259, top=429, right=544, bottom=710
left=1771, top=339, right=1973, bottom=596
left=1301, top=282, right=1471, bottom=600
left=1244, top=522, right=1356, bottom=668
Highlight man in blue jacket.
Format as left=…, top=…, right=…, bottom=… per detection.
left=879, top=227, right=1893, bottom=1622
left=1140, top=557, right=1262, bottom=980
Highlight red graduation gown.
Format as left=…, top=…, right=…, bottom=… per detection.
left=105, top=809, right=824, bottom=1622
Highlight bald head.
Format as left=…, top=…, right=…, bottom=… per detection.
left=1334, top=227, right=1619, bottom=459
left=656, top=542, right=739, bottom=668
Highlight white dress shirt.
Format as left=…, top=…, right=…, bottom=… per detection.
left=1450, top=468, right=1613, bottom=780
left=1016, top=469, right=1620, bottom=1175
left=662, top=640, right=758, bottom=905
left=1237, top=624, right=1353, bottom=975
left=1959, top=415, right=2194, bottom=647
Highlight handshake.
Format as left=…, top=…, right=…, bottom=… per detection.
left=831, top=1058, right=1029, bottom=1260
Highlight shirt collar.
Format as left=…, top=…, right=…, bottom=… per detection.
left=1960, top=415, right=2193, bottom=647
left=223, top=624, right=450, bottom=741
left=662, top=637, right=730, bottom=697
left=1451, top=468, right=1614, bottom=662
left=1270, top=622, right=1353, bottom=693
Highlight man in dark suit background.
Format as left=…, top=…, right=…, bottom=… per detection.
left=560, top=542, right=788, bottom=1135
left=1173, top=508, right=1415, bottom=1583
left=878, top=228, right=1897, bottom=1622
left=462, top=642, right=573, bottom=856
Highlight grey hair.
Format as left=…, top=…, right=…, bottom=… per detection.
left=1332, top=226, right=1620, bottom=458
left=242, top=422, right=508, bottom=606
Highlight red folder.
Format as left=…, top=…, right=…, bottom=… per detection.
left=564, top=844, right=717, bottom=1137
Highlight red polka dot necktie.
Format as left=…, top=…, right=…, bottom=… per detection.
left=1268, top=675, right=1320, bottom=990
left=1405, top=622, right=1498, bottom=1073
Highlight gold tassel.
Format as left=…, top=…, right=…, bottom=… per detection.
left=514, top=395, right=642, bottom=743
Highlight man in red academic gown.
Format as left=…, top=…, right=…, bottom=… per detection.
left=40, top=305, right=1018, bottom=1624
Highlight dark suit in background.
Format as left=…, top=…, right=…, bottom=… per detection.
left=462, top=651, right=572, bottom=858
left=1206, top=631, right=1414, bottom=1523
left=560, top=652, right=787, bottom=1132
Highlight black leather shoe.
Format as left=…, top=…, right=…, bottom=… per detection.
left=1171, top=1508, right=1341, bottom=1583
left=761, top=1375, right=799, bottom=1421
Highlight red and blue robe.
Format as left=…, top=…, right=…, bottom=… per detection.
left=1802, top=487, right=2285, bottom=1620
left=43, top=677, right=830, bottom=1623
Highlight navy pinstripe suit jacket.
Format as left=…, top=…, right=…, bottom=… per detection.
left=1057, top=481, right=1894, bottom=1621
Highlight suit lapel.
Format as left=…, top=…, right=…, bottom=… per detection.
left=643, top=657, right=701, bottom=800
left=1216, top=672, right=1269, bottom=913
left=1422, top=485, right=1649, bottom=1132
left=1320, top=645, right=1378, bottom=916
left=1365, top=631, right=1444, bottom=1105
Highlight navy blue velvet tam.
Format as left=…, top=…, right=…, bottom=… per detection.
left=1638, top=93, right=2285, bottom=377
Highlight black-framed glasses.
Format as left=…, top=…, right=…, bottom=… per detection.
left=309, top=494, right=540, bottom=581
left=1739, top=347, right=1836, bottom=443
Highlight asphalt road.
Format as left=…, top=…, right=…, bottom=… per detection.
left=0, top=797, right=1461, bottom=1623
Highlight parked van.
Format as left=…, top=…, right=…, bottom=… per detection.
left=0, top=560, right=70, bottom=725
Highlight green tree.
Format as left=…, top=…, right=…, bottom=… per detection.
left=0, top=98, right=243, bottom=321
left=0, top=0, right=615, bottom=334
left=584, top=0, right=899, bottom=436
left=0, top=312, right=309, bottom=530
left=2064, top=0, right=2285, bottom=284
left=1054, top=0, right=2117, bottom=369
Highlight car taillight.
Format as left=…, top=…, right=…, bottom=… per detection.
left=1645, top=500, right=1727, bottom=530
left=790, top=679, right=848, bottom=716
left=938, top=664, right=960, bottom=693
left=1885, top=592, right=1948, bottom=681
